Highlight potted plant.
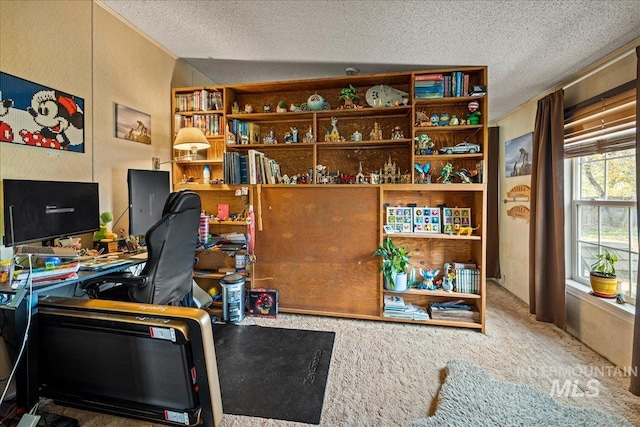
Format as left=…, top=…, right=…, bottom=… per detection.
left=374, top=237, right=410, bottom=291
left=339, top=85, right=359, bottom=108
left=589, top=249, right=618, bottom=297
left=276, top=100, right=287, bottom=113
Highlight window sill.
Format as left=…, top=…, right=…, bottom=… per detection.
left=566, top=279, right=635, bottom=325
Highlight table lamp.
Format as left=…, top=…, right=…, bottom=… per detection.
left=153, top=127, right=210, bottom=170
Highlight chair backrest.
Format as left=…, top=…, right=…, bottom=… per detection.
left=130, top=190, right=201, bottom=305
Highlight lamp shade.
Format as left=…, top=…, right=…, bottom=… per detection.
left=173, top=127, right=210, bottom=153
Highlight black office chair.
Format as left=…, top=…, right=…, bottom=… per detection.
left=81, top=189, right=202, bottom=306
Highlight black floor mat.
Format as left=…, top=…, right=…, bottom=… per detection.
left=213, top=323, right=335, bottom=424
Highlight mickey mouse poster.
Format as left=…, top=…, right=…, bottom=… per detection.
left=0, top=72, right=84, bottom=152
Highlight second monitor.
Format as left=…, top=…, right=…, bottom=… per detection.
left=127, top=169, right=170, bottom=237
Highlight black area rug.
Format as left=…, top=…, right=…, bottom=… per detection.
left=213, top=323, right=335, bottom=424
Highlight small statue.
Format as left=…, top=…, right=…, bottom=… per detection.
left=291, top=126, right=298, bottom=143
left=329, top=117, right=340, bottom=142
left=263, top=104, right=271, bottom=113
left=438, top=112, right=450, bottom=126
left=231, top=101, right=240, bottom=114
left=439, top=163, right=454, bottom=184
left=244, top=104, right=253, bottom=114
left=391, top=126, right=404, bottom=139
left=419, top=268, right=440, bottom=290
left=450, top=115, right=459, bottom=126
left=305, top=125, right=314, bottom=143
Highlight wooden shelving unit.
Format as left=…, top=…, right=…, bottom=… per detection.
left=171, top=67, right=487, bottom=331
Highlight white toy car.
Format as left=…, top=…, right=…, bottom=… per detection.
left=439, top=141, right=481, bottom=154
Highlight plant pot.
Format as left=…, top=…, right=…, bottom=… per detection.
left=383, top=275, right=392, bottom=290
left=589, top=272, right=617, bottom=298
left=394, top=272, right=408, bottom=292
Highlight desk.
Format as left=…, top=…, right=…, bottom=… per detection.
left=0, top=255, right=146, bottom=412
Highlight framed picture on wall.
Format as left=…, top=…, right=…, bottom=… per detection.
left=0, top=72, right=85, bottom=153
left=115, top=103, right=151, bottom=144
left=505, top=132, right=533, bottom=177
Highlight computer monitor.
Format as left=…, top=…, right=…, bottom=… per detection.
left=2, top=179, right=100, bottom=246
left=127, top=169, right=171, bottom=237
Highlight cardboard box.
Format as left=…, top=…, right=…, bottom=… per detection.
left=247, top=289, right=278, bottom=317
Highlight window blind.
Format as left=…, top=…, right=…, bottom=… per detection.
left=564, top=81, right=637, bottom=158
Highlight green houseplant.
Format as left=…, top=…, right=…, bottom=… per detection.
left=589, top=249, right=618, bottom=297
left=374, top=237, right=410, bottom=291
left=339, top=85, right=359, bottom=107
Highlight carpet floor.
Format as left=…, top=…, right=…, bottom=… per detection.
left=40, top=281, right=640, bottom=426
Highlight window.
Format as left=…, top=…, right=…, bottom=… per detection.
left=565, top=82, right=637, bottom=304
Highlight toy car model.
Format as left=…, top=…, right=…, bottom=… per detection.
left=438, top=141, right=481, bottom=154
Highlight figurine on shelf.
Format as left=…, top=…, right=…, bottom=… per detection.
left=263, top=127, right=277, bottom=144
left=438, top=112, right=450, bottom=126
left=450, top=115, right=460, bottom=126
left=277, top=100, right=287, bottom=113
left=329, top=117, right=340, bottom=142
left=244, top=104, right=253, bottom=114
left=284, top=131, right=293, bottom=143
left=442, top=263, right=455, bottom=292
left=415, top=134, right=434, bottom=155
left=429, top=113, right=439, bottom=126
left=438, top=163, right=454, bottom=184
left=419, top=267, right=440, bottom=290
left=351, top=131, right=363, bottom=142
left=391, top=126, right=404, bottom=139
left=467, top=100, right=481, bottom=125
left=369, top=122, right=383, bottom=140
left=289, top=103, right=300, bottom=112
left=304, top=125, right=314, bottom=143
left=456, top=168, right=476, bottom=184
left=263, top=104, right=271, bottom=113
left=291, top=126, right=298, bottom=143
left=414, top=162, right=431, bottom=184
left=356, top=162, right=366, bottom=184
left=231, top=101, right=240, bottom=114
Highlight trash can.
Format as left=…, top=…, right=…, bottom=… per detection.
left=220, top=273, right=245, bottom=323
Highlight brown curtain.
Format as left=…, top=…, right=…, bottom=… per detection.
left=529, top=89, right=566, bottom=328
left=630, top=47, right=640, bottom=396
left=486, top=126, right=501, bottom=278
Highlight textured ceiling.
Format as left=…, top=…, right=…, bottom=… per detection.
left=100, top=0, right=640, bottom=122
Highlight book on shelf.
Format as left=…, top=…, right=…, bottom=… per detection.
left=455, top=268, right=479, bottom=294
left=174, top=89, right=223, bottom=112
left=383, top=295, right=430, bottom=320
left=414, top=74, right=443, bottom=81
left=428, top=300, right=480, bottom=322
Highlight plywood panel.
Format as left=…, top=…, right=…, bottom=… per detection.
left=255, top=186, right=380, bottom=316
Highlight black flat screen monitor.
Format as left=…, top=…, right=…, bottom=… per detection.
left=2, top=179, right=100, bottom=246
left=127, top=169, right=170, bottom=237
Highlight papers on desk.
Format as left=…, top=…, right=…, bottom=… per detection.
left=79, top=259, right=133, bottom=271
left=11, top=262, right=81, bottom=289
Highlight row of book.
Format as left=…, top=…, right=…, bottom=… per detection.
left=175, top=89, right=223, bottom=112
left=228, top=119, right=261, bottom=144
left=382, top=295, right=430, bottom=320
left=455, top=268, right=480, bottom=294
left=223, top=149, right=281, bottom=185
left=414, top=72, right=471, bottom=99
left=174, top=113, right=222, bottom=136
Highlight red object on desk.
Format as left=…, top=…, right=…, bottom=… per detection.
left=217, top=203, right=230, bottom=220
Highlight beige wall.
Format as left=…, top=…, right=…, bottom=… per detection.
left=0, top=0, right=213, bottom=249
left=493, top=49, right=638, bottom=367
